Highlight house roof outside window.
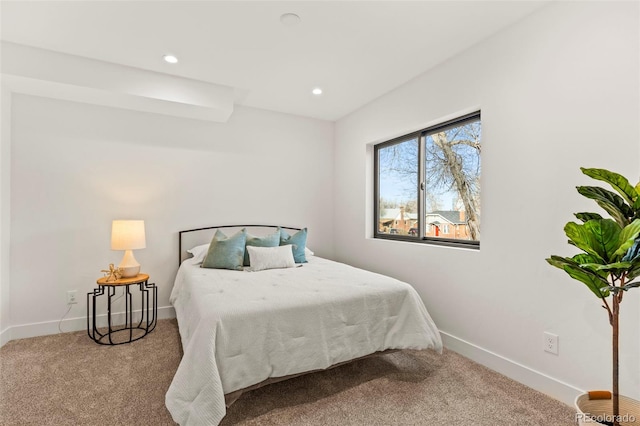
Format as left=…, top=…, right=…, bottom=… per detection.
left=426, top=211, right=466, bottom=225
left=379, top=208, right=418, bottom=221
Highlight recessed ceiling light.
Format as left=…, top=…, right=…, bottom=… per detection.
left=280, top=13, right=301, bottom=26
left=163, top=54, right=178, bottom=64
left=312, top=87, right=323, bottom=96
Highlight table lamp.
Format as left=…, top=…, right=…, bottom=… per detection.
left=111, top=220, right=146, bottom=278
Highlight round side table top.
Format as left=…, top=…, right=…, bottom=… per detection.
left=97, top=273, right=149, bottom=286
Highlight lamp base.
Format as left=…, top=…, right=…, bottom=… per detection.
left=118, top=249, right=141, bottom=278
left=119, top=265, right=140, bottom=278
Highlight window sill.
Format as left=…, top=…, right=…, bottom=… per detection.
left=371, top=234, right=480, bottom=251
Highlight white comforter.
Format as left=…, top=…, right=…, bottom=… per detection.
left=166, top=256, right=442, bottom=426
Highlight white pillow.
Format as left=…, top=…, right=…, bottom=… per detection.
left=189, top=242, right=312, bottom=264
left=187, top=243, right=209, bottom=264
left=247, top=245, right=296, bottom=272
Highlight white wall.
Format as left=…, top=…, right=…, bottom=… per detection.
left=334, top=1, right=639, bottom=404
left=0, top=85, right=11, bottom=345
left=7, top=94, right=334, bottom=338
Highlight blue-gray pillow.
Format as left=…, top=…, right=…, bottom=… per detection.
left=280, top=228, right=307, bottom=263
left=201, top=229, right=247, bottom=270
left=243, top=228, right=281, bottom=266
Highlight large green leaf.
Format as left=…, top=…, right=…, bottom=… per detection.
left=581, top=167, right=638, bottom=205
left=572, top=253, right=604, bottom=265
left=564, top=222, right=602, bottom=260
left=579, top=261, right=632, bottom=273
left=613, top=219, right=640, bottom=259
left=571, top=253, right=611, bottom=278
left=574, top=212, right=603, bottom=223
left=623, top=238, right=640, bottom=262
left=577, top=186, right=632, bottom=227
left=562, top=265, right=611, bottom=298
left=628, top=259, right=640, bottom=280
left=546, top=255, right=610, bottom=298
left=564, top=219, right=621, bottom=263
left=622, top=281, right=640, bottom=291
left=633, top=196, right=640, bottom=213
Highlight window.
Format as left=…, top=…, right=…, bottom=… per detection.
left=374, top=112, right=481, bottom=248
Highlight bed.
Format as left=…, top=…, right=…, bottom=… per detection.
left=165, top=225, right=442, bottom=426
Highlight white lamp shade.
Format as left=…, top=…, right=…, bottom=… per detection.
left=111, top=220, right=146, bottom=250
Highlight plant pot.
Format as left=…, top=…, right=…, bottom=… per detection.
left=575, top=393, right=640, bottom=425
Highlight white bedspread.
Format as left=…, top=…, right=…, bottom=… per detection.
left=165, top=256, right=442, bottom=426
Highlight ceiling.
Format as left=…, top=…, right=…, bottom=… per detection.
left=0, top=1, right=549, bottom=121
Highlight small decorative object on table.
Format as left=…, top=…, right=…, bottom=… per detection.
left=101, top=263, right=123, bottom=282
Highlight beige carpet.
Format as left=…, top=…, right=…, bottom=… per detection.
left=0, top=319, right=575, bottom=425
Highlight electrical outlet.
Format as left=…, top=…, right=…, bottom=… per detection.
left=544, top=332, right=559, bottom=355
left=67, top=290, right=78, bottom=304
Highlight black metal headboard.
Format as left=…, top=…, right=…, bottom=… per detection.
left=178, top=224, right=302, bottom=266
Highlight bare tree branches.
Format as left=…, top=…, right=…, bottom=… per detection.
left=449, top=139, right=481, bottom=152
left=377, top=120, right=481, bottom=240
left=430, top=129, right=481, bottom=240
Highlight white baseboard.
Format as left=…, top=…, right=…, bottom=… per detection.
left=440, top=331, right=583, bottom=407
left=1, top=305, right=175, bottom=344
left=0, top=326, right=11, bottom=348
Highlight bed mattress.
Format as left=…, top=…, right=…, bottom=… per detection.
left=165, top=256, right=442, bottom=425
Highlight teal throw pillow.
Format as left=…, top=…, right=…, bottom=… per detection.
left=201, top=229, right=247, bottom=270
left=243, top=228, right=281, bottom=266
left=280, top=228, right=308, bottom=263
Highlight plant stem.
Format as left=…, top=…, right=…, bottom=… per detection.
left=612, top=293, right=620, bottom=426
left=601, top=296, right=613, bottom=325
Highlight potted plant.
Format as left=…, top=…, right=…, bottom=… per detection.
left=546, top=168, right=640, bottom=426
